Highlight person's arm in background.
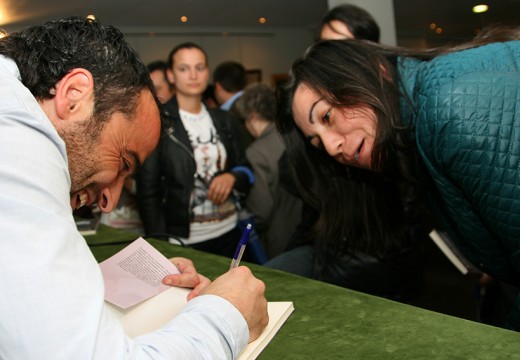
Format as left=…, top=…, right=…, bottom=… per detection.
left=209, top=110, right=254, bottom=204
left=244, top=145, right=273, bottom=230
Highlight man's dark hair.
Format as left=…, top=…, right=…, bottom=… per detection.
left=147, top=60, right=174, bottom=91
left=0, top=16, right=159, bottom=134
left=318, top=4, right=380, bottom=42
left=213, top=61, right=246, bottom=93
left=167, top=42, right=208, bottom=69
left=147, top=60, right=169, bottom=74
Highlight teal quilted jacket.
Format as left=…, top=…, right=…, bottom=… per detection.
left=398, top=41, right=520, bottom=328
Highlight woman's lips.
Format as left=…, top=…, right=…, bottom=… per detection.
left=354, top=139, right=364, bottom=162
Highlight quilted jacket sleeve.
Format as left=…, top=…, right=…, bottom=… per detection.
left=413, top=42, right=520, bottom=286
left=411, top=42, right=520, bottom=330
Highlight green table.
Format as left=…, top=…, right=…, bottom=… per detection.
left=87, top=225, right=520, bottom=359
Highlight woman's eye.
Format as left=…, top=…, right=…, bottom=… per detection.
left=322, top=110, right=331, bottom=123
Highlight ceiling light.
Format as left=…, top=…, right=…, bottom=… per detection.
left=435, top=27, right=443, bottom=34
left=0, top=29, right=7, bottom=39
left=180, top=16, right=188, bottom=23
left=86, top=14, right=96, bottom=21
left=472, top=4, right=489, bottom=13
left=258, top=17, right=267, bottom=24
left=429, top=23, right=436, bottom=30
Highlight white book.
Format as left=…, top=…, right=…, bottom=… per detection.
left=106, top=290, right=294, bottom=360
left=429, top=229, right=481, bottom=276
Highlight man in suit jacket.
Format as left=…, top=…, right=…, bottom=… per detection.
left=213, top=60, right=254, bottom=148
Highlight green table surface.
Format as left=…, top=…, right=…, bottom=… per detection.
left=87, top=225, right=520, bottom=359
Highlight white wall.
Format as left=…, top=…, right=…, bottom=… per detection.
left=121, top=26, right=315, bottom=86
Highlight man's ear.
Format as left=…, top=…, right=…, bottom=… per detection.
left=54, top=68, right=94, bottom=121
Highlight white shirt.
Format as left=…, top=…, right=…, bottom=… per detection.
left=179, top=107, right=237, bottom=244
left=0, top=55, right=248, bottom=359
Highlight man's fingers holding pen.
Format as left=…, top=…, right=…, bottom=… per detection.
left=201, top=266, right=269, bottom=342
left=163, top=260, right=269, bottom=342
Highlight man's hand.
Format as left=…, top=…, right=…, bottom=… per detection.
left=201, top=266, right=269, bottom=342
left=207, top=173, right=236, bottom=205
left=162, top=257, right=211, bottom=301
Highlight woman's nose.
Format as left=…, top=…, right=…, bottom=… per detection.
left=321, top=132, right=343, bottom=158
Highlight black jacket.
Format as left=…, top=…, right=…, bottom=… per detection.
left=136, top=97, right=253, bottom=238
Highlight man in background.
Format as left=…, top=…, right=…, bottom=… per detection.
left=0, top=16, right=267, bottom=359
left=213, top=60, right=253, bottom=147
left=147, top=60, right=175, bottom=104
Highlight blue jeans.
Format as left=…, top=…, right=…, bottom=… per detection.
left=264, top=245, right=315, bottom=277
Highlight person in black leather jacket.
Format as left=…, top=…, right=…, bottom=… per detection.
left=137, top=42, right=254, bottom=258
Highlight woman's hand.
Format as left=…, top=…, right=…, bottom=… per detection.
left=162, top=257, right=211, bottom=301
left=208, top=173, right=236, bottom=205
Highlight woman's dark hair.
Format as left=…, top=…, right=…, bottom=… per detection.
left=278, top=26, right=520, bottom=259
left=167, top=42, right=208, bottom=69
left=202, top=84, right=219, bottom=107
left=278, top=39, right=414, bottom=258
left=0, top=16, right=159, bottom=137
left=318, top=4, right=380, bottom=42
left=285, top=40, right=404, bottom=173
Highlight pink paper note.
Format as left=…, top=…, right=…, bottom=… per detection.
left=99, top=237, right=180, bottom=309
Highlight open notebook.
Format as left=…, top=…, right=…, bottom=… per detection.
left=105, top=288, right=294, bottom=360
left=100, top=237, right=294, bottom=359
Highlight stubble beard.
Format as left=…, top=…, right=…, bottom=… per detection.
left=57, top=118, right=100, bottom=195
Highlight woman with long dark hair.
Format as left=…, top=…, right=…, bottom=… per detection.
left=276, top=27, right=520, bottom=329
left=269, top=4, right=426, bottom=302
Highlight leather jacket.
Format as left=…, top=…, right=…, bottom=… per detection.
left=136, top=97, right=253, bottom=238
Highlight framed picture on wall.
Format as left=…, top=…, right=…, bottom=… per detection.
left=246, top=69, right=262, bottom=84
left=271, top=73, right=289, bottom=89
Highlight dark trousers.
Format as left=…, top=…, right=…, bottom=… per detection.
left=265, top=244, right=423, bottom=302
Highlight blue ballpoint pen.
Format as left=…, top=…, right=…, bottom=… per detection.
left=230, top=223, right=252, bottom=270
